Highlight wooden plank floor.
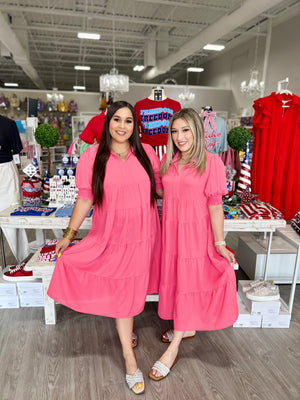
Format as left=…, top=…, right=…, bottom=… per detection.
left=1, top=232, right=300, bottom=400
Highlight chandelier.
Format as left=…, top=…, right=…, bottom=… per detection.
left=100, top=68, right=129, bottom=92
left=178, top=87, right=195, bottom=103
left=99, top=14, right=129, bottom=93
left=240, top=68, right=264, bottom=98
left=240, top=25, right=264, bottom=98
left=178, top=70, right=195, bottom=104
left=46, top=88, right=64, bottom=110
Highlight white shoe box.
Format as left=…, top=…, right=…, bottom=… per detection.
left=17, top=281, right=43, bottom=296
left=236, top=234, right=298, bottom=283
left=0, top=273, right=17, bottom=296
left=0, top=274, right=20, bottom=308
left=261, top=299, right=291, bottom=328
left=19, top=296, right=44, bottom=307
left=238, top=280, right=281, bottom=315
left=233, top=293, right=262, bottom=328
left=0, top=282, right=17, bottom=296
left=0, top=295, right=20, bottom=308
left=17, top=281, right=44, bottom=307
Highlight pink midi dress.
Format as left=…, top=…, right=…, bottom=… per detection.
left=158, top=151, right=238, bottom=331
left=48, top=144, right=162, bottom=318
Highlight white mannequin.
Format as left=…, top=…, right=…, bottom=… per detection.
left=148, top=86, right=167, bottom=101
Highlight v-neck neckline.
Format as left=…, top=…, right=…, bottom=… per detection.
left=111, top=147, right=133, bottom=163
left=174, top=152, right=188, bottom=174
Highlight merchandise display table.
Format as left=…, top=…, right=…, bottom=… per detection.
left=0, top=205, right=286, bottom=324
left=0, top=206, right=92, bottom=269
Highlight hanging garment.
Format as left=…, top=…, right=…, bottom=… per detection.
left=200, top=111, right=227, bottom=155
left=251, top=92, right=300, bottom=220
left=79, top=111, right=106, bottom=144
left=134, top=98, right=181, bottom=146
left=0, top=115, right=30, bottom=262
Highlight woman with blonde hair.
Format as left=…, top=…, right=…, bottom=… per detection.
left=149, top=108, right=238, bottom=381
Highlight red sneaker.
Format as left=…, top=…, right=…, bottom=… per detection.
left=2, top=262, right=35, bottom=281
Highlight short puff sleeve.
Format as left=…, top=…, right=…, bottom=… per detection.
left=75, top=145, right=97, bottom=200
left=142, top=144, right=163, bottom=190
left=204, top=153, right=228, bottom=206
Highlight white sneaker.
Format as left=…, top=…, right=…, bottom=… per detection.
left=242, top=279, right=274, bottom=293
left=246, top=283, right=280, bottom=302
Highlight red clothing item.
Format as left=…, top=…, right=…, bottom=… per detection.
left=251, top=92, right=300, bottom=220
left=134, top=98, right=181, bottom=146
left=79, top=111, right=106, bottom=144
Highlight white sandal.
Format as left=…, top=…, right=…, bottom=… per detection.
left=161, top=328, right=195, bottom=343
left=148, top=357, right=178, bottom=381
left=125, top=368, right=145, bottom=395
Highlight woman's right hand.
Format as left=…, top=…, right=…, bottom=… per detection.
left=55, top=237, right=71, bottom=256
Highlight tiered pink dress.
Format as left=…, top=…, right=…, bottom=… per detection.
left=158, top=151, right=238, bottom=331
left=48, top=144, right=162, bottom=318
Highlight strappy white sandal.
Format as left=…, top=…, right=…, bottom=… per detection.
left=161, top=328, right=195, bottom=343
left=148, top=357, right=178, bottom=381
left=125, top=368, right=145, bottom=395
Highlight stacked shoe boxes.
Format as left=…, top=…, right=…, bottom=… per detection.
left=1, top=265, right=44, bottom=308
left=233, top=280, right=291, bottom=328
left=17, top=281, right=44, bottom=307
left=234, top=293, right=261, bottom=328
left=0, top=275, right=19, bottom=308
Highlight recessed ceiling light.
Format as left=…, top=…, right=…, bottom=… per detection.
left=73, top=85, right=86, bottom=90
left=74, top=66, right=91, bottom=71
left=77, top=32, right=100, bottom=40
left=133, top=65, right=145, bottom=72
left=4, top=82, right=19, bottom=87
left=187, top=67, right=204, bottom=72
left=203, top=44, right=225, bottom=51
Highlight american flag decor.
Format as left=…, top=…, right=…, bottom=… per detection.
left=237, top=141, right=251, bottom=193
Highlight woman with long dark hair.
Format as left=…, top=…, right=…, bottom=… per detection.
left=48, top=101, right=163, bottom=395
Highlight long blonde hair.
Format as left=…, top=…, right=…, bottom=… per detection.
left=160, top=108, right=207, bottom=175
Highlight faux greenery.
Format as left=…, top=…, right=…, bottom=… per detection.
left=35, top=124, right=59, bottom=148
left=227, top=126, right=252, bottom=151
left=35, top=124, right=59, bottom=175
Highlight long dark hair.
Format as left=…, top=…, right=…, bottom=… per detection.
left=92, top=101, right=156, bottom=206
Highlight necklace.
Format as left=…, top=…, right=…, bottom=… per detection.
left=111, top=146, right=130, bottom=158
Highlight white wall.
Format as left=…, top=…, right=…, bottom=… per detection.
left=0, top=84, right=233, bottom=119
left=199, top=14, right=300, bottom=117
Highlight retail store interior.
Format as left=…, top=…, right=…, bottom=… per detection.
left=1, top=1, right=300, bottom=399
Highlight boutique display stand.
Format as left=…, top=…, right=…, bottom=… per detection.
left=0, top=205, right=288, bottom=325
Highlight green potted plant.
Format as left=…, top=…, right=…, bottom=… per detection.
left=227, top=126, right=252, bottom=187
left=227, top=126, right=252, bottom=151
left=35, top=124, right=59, bottom=175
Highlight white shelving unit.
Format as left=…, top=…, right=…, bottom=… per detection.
left=71, top=113, right=98, bottom=142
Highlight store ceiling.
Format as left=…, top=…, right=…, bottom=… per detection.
left=0, top=0, right=299, bottom=92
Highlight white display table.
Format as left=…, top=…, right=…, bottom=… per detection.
left=0, top=205, right=286, bottom=324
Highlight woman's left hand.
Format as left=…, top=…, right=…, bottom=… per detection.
left=216, top=244, right=236, bottom=267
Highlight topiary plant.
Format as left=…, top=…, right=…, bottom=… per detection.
left=227, top=126, right=252, bottom=151
left=35, top=124, right=59, bottom=175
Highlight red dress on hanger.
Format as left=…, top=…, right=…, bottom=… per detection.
left=252, top=92, right=300, bottom=220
